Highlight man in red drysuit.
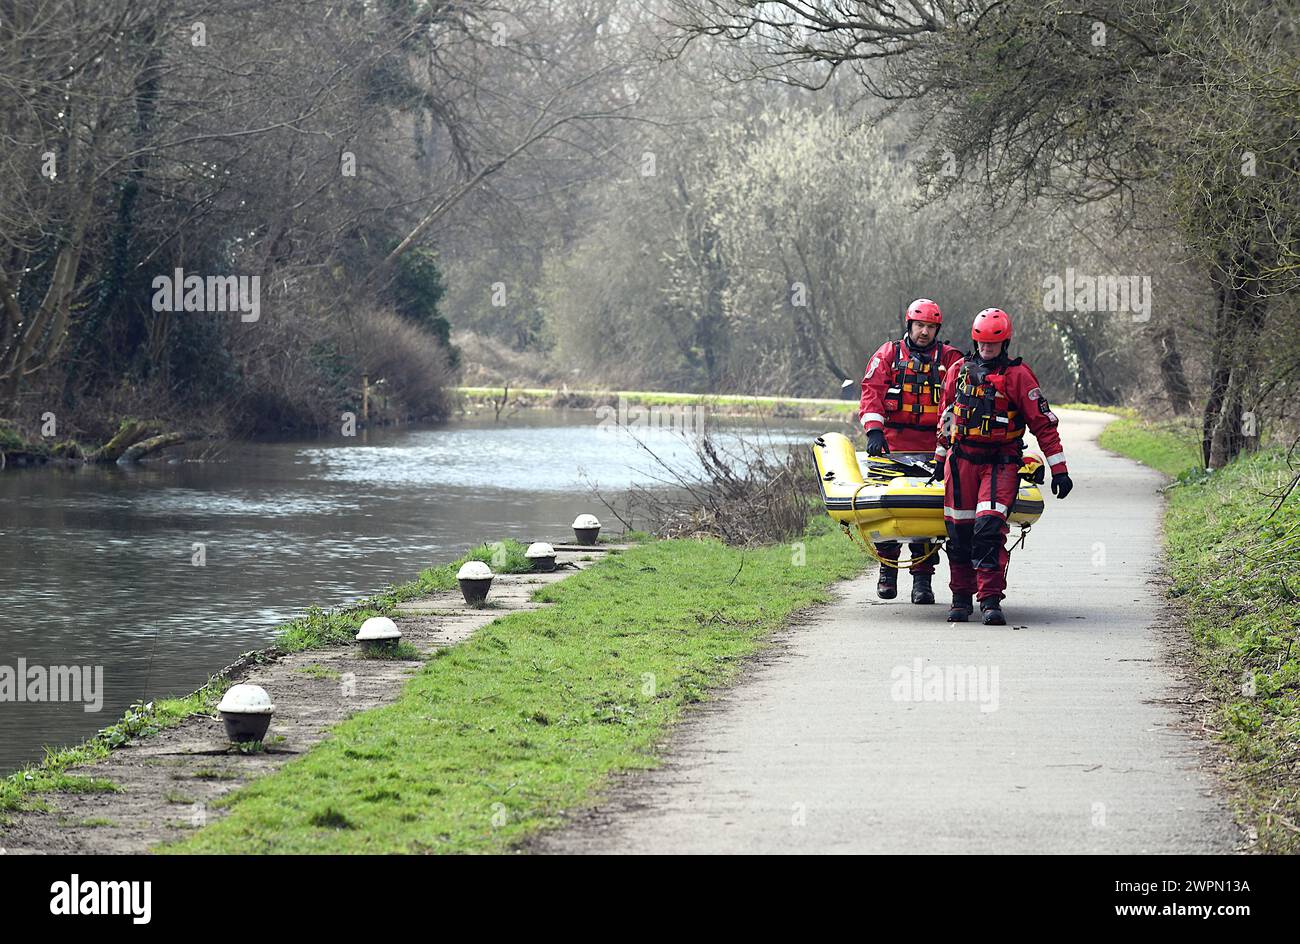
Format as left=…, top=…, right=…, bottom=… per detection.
left=932, top=307, right=1074, bottom=625
left=859, top=298, right=965, bottom=604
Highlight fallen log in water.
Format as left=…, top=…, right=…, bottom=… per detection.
left=88, top=419, right=162, bottom=463
left=116, top=431, right=191, bottom=464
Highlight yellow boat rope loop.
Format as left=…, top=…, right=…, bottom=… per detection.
left=843, top=481, right=943, bottom=569
left=841, top=518, right=1031, bottom=568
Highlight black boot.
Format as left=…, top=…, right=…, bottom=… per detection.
left=946, top=592, right=973, bottom=622
left=980, top=597, right=1006, bottom=626
left=910, top=572, right=935, bottom=605
left=877, top=565, right=898, bottom=600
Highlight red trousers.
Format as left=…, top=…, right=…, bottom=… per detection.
left=942, top=447, right=1021, bottom=601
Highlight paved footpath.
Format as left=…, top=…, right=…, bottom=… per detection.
left=540, top=410, right=1242, bottom=854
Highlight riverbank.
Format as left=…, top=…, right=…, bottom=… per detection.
left=0, top=358, right=458, bottom=471
left=4, top=387, right=1113, bottom=469
left=1, top=386, right=856, bottom=468
left=0, top=409, right=826, bottom=775
left=0, top=539, right=540, bottom=821
left=0, top=386, right=859, bottom=473
left=457, top=386, right=1125, bottom=423
left=455, top=385, right=861, bottom=421
left=1099, top=417, right=1300, bottom=852
left=0, top=520, right=871, bottom=852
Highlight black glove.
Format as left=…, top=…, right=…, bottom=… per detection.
left=929, top=456, right=946, bottom=483
left=1051, top=472, right=1073, bottom=499
left=866, top=429, right=890, bottom=456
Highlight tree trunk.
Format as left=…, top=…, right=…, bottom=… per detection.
left=1057, top=318, right=1119, bottom=405
left=1207, top=365, right=1244, bottom=469
left=789, top=244, right=850, bottom=390
left=117, top=431, right=190, bottom=464
left=90, top=419, right=162, bottom=463
left=696, top=220, right=728, bottom=391
left=1203, top=260, right=1267, bottom=468
left=782, top=256, right=846, bottom=395
left=1201, top=272, right=1231, bottom=467
left=1151, top=325, right=1193, bottom=415
left=62, top=23, right=164, bottom=400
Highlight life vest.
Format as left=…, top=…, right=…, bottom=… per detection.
left=951, top=356, right=1026, bottom=444
left=882, top=339, right=945, bottom=431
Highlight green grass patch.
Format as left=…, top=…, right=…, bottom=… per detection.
left=1164, top=448, right=1300, bottom=851
left=162, top=528, right=869, bottom=853
left=1104, top=416, right=1300, bottom=851
left=69, top=817, right=117, bottom=828
left=1055, top=402, right=1137, bottom=418
left=1099, top=415, right=1202, bottom=477
left=294, top=664, right=341, bottom=681
left=460, top=388, right=1130, bottom=420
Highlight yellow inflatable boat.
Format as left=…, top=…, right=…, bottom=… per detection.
left=811, top=432, right=1046, bottom=544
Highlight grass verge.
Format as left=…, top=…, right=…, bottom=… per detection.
left=456, top=385, right=859, bottom=416
left=1055, top=402, right=1138, bottom=418
left=1098, top=415, right=1201, bottom=477
left=162, top=520, right=868, bottom=853
left=458, top=388, right=1119, bottom=420
left=0, top=539, right=538, bottom=815
left=1101, top=417, right=1300, bottom=852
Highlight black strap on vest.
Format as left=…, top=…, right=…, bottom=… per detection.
left=954, top=355, right=1024, bottom=439
left=891, top=339, right=943, bottom=412
left=953, top=441, right=1024, bottom=466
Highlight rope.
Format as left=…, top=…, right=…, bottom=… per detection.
left=842, top=480, right=943, bottom=569
left=835, top=457, right=1036, bottom=578
left=866, top=540, right=943, bottom=570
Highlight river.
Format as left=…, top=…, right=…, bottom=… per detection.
left=0, top=408, right=828, bottom=774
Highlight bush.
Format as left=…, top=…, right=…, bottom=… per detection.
left=354, top=308, right=454, bottom=421
left=228, top=299, right=453, bottom=435
left=617, top=429, right=822, bottom=546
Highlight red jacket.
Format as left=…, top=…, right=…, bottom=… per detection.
left=859, top=337, right=965, bottom=452
left=934, top=356, right=1069, bottom=475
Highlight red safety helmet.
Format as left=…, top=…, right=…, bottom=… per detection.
left=906, top=298, right=943, bottom=325
left=971, top=307, right=1013, bottom=342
